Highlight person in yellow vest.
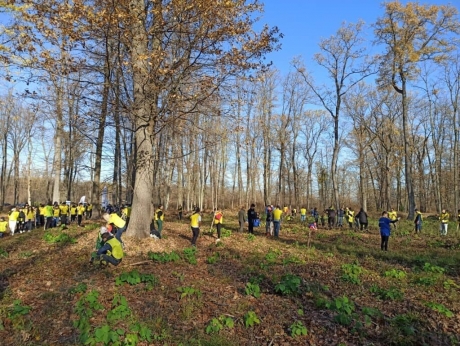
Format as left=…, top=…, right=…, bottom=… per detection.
left=190, top=207, right=201, bottom=246
left=77, top=203, right=86, bottom=227
left=38, top=204, right=45, bottom=227
left=154, top=205, right=165, bottom=239
left=213, top=208, right=224, bottom=242
left=24, top=205, right=35, bottom=232
left=70, top=204, right=77, bottom=223
left=103, top=206, right=127, bottom=243
left=52, top=202, right=60, bottom=227
left=388, top=208, right=398, bottom=229
left=44, top=201, right=54, bottom=230
left=86, top=203, right=93, bottom=219
left=273, top=205, right=283, bottom=238
left=0, top=217, right=8, bottom=237
left=346, top=208, right=355, bottom=230
left=414, top=208, right=423, bottom=233
left=95, top=231, right=123, bottom=266
left=122, top=204, right=132, bottom=226
left=439, top=209, right=450, bottom=236
left=8, top=208, right=19, bottom=235
left=59, top=202, right=69, bottom=226
left=300, top=207, right=307, bottom=224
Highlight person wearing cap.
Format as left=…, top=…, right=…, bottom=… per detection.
left=103, top=207, right=127, bottom=242
left=414, top=208, right=423, bottom=233
left=90, top=226, right=112, bottom=263
left=439, top=209, right=450, bottom=236
left=190, top=207, right=201, bottom=246
left=94, top=232, right=123, bottom=266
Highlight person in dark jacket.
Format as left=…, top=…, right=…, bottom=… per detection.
left=265, top=206, right=273, bottom=236
left=355, top=208, right=368, bottom=231
left=379, top=211, right=399, bottom=251
left=247, top=204, right=257, bottom=234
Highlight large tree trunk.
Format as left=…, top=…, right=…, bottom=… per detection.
left=401, top=79, right=415, bottom=218
left=52, top=80, right=63, bottom=203
left=92, top=44, right=111, bottom=217
left=125, top=0, right=156, bottom=238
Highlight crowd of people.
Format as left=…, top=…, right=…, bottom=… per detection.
left=0, top=201, right=96, bottom=237
left=2, top=199, right=459, bottom=265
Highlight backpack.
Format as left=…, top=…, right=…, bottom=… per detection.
left=215, top=212, right=222, bottom=221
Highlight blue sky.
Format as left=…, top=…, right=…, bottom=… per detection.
left=257, top=0, right=458, bottom=75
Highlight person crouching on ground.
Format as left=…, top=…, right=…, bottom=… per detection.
left=379, top=211, right=399, bottom=251
left=94, top=231, right=123, bottom=266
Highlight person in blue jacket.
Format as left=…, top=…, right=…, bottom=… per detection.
left=379, top=211, right=400, bottom=251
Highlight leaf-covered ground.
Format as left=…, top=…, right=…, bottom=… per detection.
left=1, top=213, right=460, bottom=346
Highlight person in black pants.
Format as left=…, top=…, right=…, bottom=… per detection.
left=379, top=211, right=399, bottom=251
left=247, top=204, right=257, bottom=234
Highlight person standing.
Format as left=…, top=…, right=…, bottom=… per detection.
left=0, top=217, right=7, bottom=238
left=8, top=207, right=20, bottom=236
left=327, top=206, right=336, bottom=229
left=312, top=207, right=319, bottom=224
left=86, top=203, right=93, bottom=219
left=414, top=208, right=423, bottom=233
left=24, top=205, right=35, bottom=232
left=77, top=203, right=86, bottom=227
left=247, top=204, right=257, bottom=234
left=439, top=209, right=450, bottom=236
left=155, top=205, right=164, bottom=239
left=190, top=207, right=201, bottom=246
left=379, top=211, right=399, bottom=251
left=213, top=208, right=223, bottom=242
left=337, top=207, right=344, bottom=227
left=346, top=208, right=355, bottom=230
left=388, top=208, right=398, bottom=229
left=238, top=206, right=246, bottom=232
left=356, top=208, right=368, bottom=231
left=265, top=206, right=273, bottom=236
left=178, top=205, right=183, bottom=221
left=59, top=202, right=69, bottom=226
left=70, top=204, right=77, bottom=223
left=44, top=202, right=54, bottom=230
left=300, top=206, right=307, bottom=224
left=272, top=205, right=283, bottom=238
left=52, top=202, right=60, bottom=228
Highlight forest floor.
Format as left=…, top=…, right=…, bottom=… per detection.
left=0, top=212, right=460, bottom=346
